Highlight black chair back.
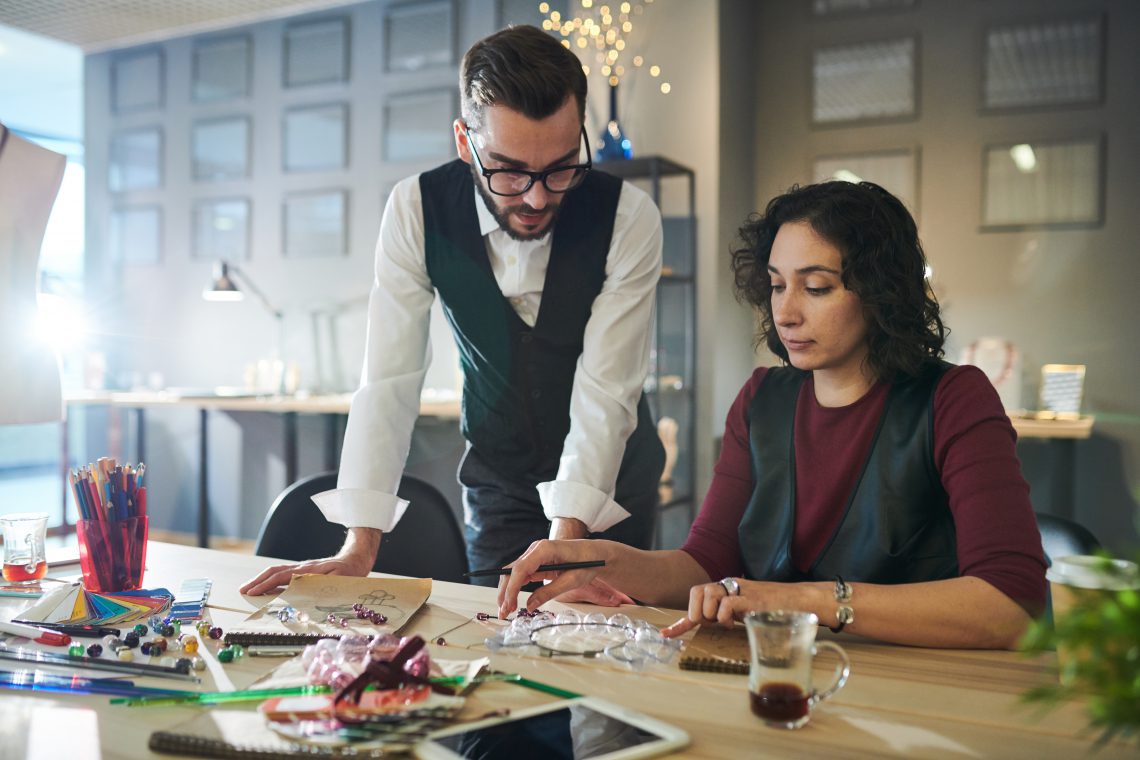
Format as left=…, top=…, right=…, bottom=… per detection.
left=1036, top=512, right=1101, bottom=564
left=255, top=471, right=468, bottom=583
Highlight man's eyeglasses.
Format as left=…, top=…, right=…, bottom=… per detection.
left=465, top=124, right=591, bottom=197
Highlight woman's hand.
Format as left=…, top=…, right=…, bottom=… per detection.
left=661, top=578, right=793, bottom=638
left=496, top=539, right=614, bottom=618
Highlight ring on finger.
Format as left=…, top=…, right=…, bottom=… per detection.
left=718, top=577, right=740, bottom=596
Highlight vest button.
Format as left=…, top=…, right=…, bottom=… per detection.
left=531, top=389, right=542, bottom=399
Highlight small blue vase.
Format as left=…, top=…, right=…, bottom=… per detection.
left=596, top=84, right=632, bottom=161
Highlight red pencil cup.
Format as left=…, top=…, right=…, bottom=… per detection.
left=77, top=516, right=149, bottom=592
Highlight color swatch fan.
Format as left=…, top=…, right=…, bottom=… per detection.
left=16, top=582, right=173, bottom=626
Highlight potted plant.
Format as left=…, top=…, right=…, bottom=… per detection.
left=1020, top=554, right=1140, bottom=748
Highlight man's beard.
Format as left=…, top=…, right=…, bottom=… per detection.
left=471, top=165, right=562, bottom=242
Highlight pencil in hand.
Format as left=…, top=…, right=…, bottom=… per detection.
left=464, top=560, right=606, bottom=578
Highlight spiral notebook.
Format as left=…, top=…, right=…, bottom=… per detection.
left=678, top=623, right=750, bottom=675
left=148, top=709, right=387, bottom=759
left=223, top=575, right=431, bottom=648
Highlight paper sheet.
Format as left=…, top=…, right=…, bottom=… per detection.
left=237, top=574, right=432, bottom=636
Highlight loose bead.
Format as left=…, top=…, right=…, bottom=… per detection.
left=175, top=657, right=193, bottom=672
left=160, top=624, right=175, bottom=637
left=124, top=632, right=140, bottom=648
left=151, top=637, right=168, bottom=654
left=171, top=620, right=182, bottom=635
left=191, top=656, right=206, bottom=671
left=117, top=648, right=134, bottom=662
left=476, top=612, right=491, bottom=621
left=140, top=642, right=153, bottom=656
left=68, top=644, right=85, bottom=657
left=183, top=637, right=199, bottom=654
left=435, top=637, right=447, bottom=646
left=86, top=644, right=103, bottom=658
left=217, top=647, right=234, bottom=664
left=208, top=626, right=223, bottom=640
left=196, top=621, right=211, bottom=637
left=162, top=615, right=174, bottom=626
left=134, top=624, right=148, bottom=636
left=228, top=644, right=244, bottom=660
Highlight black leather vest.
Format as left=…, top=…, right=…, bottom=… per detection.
left=419, top=159, right=661, bottom=484
left=738, top=362, right=959, bottom=584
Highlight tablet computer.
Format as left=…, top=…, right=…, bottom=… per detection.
left=414, top=696, right=690, bottom=760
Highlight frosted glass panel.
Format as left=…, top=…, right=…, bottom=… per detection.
left=110, top=206, right=162, bottom=263
left=193, top=36, right=251, bottom=102
left=385, top=1, right=454, bottom=72
left=192, top=117, right=250, bottom=181
left=384, top=90, right=455, bottom=161
left=109, top=128, right=162, bottom=191
left=284, top=191, right=347, bottom=258
left=812, top=0, right=914, bottom=15
left=193, top=199, right=250, bottom=261
left=983, top=139, right=1101, bottom=228
left=112, top=49, right=163, bottom=112
left=984, top=18, right=1102, bottom=110
left=284, top=104, right=347, bottom=172
left=814, top=150, right=918, bottom=216
left=285, top=17, right=349, bottom=87
left=813, top=38, right=916, bottom=124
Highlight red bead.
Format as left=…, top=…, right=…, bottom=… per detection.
left=208, top=626, right=223, bottom=640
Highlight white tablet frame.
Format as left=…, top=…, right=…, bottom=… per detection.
left=414, top=696, right=690, bottom=760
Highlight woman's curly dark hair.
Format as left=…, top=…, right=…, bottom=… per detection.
left=731, top=181, right=946, bottom=381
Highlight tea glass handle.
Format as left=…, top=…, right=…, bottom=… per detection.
left=811, top=641, right=851, bottom=705
left=24, top=535, right=38, bottom=573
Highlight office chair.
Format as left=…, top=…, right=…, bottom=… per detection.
left=1035, top=512, right=1101, bottom=564
left=255, top=471, right=469, bottom=583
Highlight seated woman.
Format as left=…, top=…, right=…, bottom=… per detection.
left=497, top=181, right=1047, bottom=649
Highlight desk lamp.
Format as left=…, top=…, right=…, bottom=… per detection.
left=202, top=261, right=286, bottom=394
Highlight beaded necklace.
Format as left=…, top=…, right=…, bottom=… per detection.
left=963, top=338, right=1016, bottom=386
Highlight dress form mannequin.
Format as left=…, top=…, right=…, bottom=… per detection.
left=0, top=122, right=67, bottom=424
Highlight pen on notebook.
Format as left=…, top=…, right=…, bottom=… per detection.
left=0, top=620, right=72, bottom=647
left=464, top=560, right=606, bottom=578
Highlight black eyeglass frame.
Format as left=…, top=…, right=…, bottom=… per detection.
left=464, top=124, right=592, bottom=197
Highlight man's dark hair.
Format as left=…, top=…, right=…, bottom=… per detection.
left=731, top=181, right=946, bottom=381
left=460, top=25, right=587, bottom=128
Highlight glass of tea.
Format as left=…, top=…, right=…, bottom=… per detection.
left=744, top=610, right=850, bottom=729
left=1, top=512, right=49, bottom=584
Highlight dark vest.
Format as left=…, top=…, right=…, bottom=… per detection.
left=738, top=362, right=958, bottom=584
left=419, top=159, right=662, bottom=485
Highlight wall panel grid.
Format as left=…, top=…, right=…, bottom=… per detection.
left=85, top=0, right=529, bottom=401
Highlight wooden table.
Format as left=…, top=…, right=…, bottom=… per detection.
left=0, top=542, right=1129, bottom=759
left=64, top=392, right=461, bottom=547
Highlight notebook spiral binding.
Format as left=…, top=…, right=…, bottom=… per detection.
left=148, top=732, right=385, bottom=759
left=677, top=656, right=749, bottom=675
left=223, top=632, right=345, bottom=647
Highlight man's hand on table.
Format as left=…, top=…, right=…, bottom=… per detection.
left=239, top=527, right=381, bottom=595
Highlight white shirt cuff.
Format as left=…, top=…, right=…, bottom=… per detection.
left=537, top=480, right=631, bottom=534
left=311, top=488, right=410, bottom=533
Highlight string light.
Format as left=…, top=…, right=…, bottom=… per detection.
left=537, top=0, right=668, bottom=95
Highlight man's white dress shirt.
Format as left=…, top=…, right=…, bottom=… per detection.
left=313, top=171, right=662, bottom=534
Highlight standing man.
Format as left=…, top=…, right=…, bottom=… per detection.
left=242, top=25, right=664, bottom=595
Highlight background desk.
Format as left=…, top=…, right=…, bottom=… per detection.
left=1009, top=414, right=1095, bottom=521
left=1, top=542, right=1131, bottom=759
left=64, top=392, right=461, bottom=547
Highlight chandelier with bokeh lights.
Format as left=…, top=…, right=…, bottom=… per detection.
left=539, top=0, right=669, bottom=159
